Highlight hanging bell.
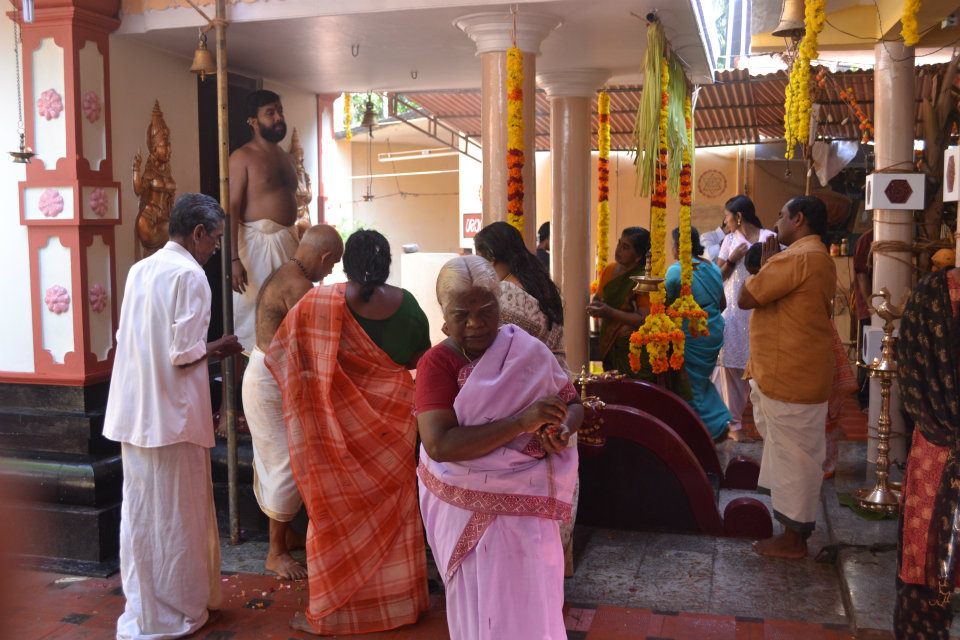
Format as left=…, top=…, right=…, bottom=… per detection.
left=189, top=31, right=216, bottom=80
left=360, top=98, right=378, bottom=129
left=772, top=0, right=805, bottom=40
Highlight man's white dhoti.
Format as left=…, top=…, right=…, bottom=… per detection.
left=242, top=346, right=302, bottom=521
left=117, top=442, right=221, bottom=640
left=750, top=380, right=827, bottom=533
left=234, top=219, right=300, bottom=351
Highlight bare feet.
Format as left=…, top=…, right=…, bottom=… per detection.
left=290, top=611, right=322, bottom=635
left=215, top=412, right=248, bottom=439
left=285, top=527, right=306, bottom=551
left=266, top=550, right=308, bottom=580
left=752, top=531, right=807, bottom=559
left=729, top=429, right=761, bottom=443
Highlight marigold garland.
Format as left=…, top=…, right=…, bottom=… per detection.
left=595, top=91, right=611, bottom=285
left=783, top=0, right=825, bottom=160
left=667, top=96, right=708, bottom=346
left=344, top=93, right=352, bottom=141
left=629, top=55, right=684, bottom=375
left=815, top=68, right=874, bottom=143
left=901, top=0, right=921, bottom=46
left=506, top=46, right=525, bottom=233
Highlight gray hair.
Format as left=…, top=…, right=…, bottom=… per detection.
left=168, top=193, right=224, bottom=238
left=436, top=255, right=500, bottom=310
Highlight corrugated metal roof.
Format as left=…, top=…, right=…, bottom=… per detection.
left=398, top=63, right=946, bottom=151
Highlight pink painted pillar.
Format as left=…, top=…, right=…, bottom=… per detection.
left=457, top=11, right=560, bottom=250
left=539, top=70, right=609, bottom=372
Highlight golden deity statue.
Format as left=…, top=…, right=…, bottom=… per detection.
left=133, top=101, right=176, bottom=256
left=288, top=127, right=313, bottom=239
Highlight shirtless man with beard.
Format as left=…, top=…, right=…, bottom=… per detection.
left=221, top=90, right=300, bottom=435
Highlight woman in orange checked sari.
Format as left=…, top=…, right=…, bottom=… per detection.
left=266, top=263, right=430, bottom=635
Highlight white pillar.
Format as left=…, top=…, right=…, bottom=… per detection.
left=538, top=70, right=610, bottom=374
left=456, top=12, right=560, bottom=250
left=869, top=40, right=915, bottom=465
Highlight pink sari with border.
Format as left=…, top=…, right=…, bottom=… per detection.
left=418, top=324, right=578, bottom=640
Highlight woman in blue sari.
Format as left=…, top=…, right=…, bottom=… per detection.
left=665, top=226, right=731, bottom=441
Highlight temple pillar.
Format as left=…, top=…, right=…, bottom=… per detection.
left=538, top=70, right=609, bottom=373
left=456, top=12, right=560, bottom=249
left=0, top=0, right=123, bottom=575
left=869, top=40, right=914, bottom=465
left=315, top=93, right=340, bottom=224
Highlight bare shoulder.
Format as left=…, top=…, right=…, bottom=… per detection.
left=284, top=277, right=313, bottom=309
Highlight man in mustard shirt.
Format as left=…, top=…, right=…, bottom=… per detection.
left=739, top=195, right=836, bottom=559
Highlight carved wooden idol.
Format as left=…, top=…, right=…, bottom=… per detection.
left=133, top=101, right=176, bottom=256
left=289, top=127, right=313, bottom=239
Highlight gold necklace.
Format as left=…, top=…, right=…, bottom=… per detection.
left=456, top=341, right=475, bottom=363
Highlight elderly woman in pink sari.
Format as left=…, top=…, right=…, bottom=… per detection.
left=415, top=255, right=583, bottom=640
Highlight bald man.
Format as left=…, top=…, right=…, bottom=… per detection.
left=241, top=225, right=344, bottom=579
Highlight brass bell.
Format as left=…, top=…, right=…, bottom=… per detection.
left=189, top=31, right=216, bottom=81
left=360, top=97, right=378, bottom=129
left=771, top=0, right=805, bottom=40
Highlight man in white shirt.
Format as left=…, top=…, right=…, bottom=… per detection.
left=103, top=193, right=243, bottom=639
left=700, top=219, right=727, bottom=264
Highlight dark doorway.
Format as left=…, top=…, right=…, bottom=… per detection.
left=197, top=73, right=260, bottom=340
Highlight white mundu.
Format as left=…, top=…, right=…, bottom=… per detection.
left=242, top=346, right=301, bottom=521
left=233, top=219, right=299, bottom=352
left=104, top=241, right=221, bottom=640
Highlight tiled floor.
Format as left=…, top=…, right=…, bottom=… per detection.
left=5, top=569, right=890, bottom=639
left=9, top=396, right=953, bottom=640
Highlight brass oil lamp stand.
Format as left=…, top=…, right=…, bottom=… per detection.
left=576, top=366, right=610, bottom=447
left=853, top=288, right=905, bottom=515
left=630, top=251, right=663, bottom=293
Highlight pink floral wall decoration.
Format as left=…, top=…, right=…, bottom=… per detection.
left=89, top=188, right=108, bottom=217
left=44, top=285, right=71, bottom=314
left=89, top=283, right=108, bottom=313
left=39, top=189, right=65, bottom=218
left=37, top=88, right=64, bottom=121
left=82, top=91, right=102, bottom=123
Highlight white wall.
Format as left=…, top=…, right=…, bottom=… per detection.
left=109, top=35, right=200, bottom=299
left=0, top=15, right=33, bottom=372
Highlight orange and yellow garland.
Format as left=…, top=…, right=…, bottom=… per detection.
left=667, top=96, right=708, bottom=350
left=344, top=93, right=352, bottom=141
left=506, top=45, right=525, bottom=233
left=629, top=56, right=685, bottom=374
left=594, top=90, right=611, bottom=290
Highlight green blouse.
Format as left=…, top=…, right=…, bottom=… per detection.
left=351, top=289, right=431, bottom=367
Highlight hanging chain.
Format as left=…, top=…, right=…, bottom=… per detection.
left=12, top=8, right=25, bottom=138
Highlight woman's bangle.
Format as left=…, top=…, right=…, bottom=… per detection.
left=232, top=258, right=241, bottom=262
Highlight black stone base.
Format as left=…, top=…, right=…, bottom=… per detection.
left=0, top=380, right=121, bottom=576
left=15, top=553, right=120, bottom=578
left=4, top=497, right=121, bottom=569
